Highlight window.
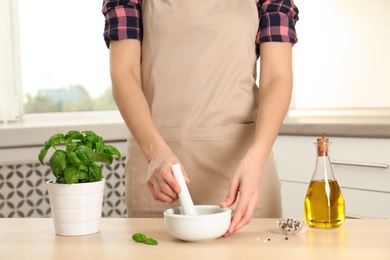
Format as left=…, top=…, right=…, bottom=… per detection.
left=291, top=0, right=390, bottom=115
left=0, top=0, right=23, bottom=122
left=0, top=0, right=114, bottom=123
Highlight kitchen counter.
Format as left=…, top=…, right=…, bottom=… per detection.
left=1, top=218, right=389, bottom=259
left=280, top=109, right=390, bottom=138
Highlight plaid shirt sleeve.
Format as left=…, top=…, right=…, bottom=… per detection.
left=102, top=0, right=298, bottom=49
left=256, top=0, right=299, bottom=45
left=102, top=0, right=142, bottom=48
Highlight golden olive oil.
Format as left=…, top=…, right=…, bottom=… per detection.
left=304, top=180, right=345, bottom=228
left=304, top=134, right=345, bottom=229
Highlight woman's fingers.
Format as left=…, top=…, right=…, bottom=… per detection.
left=147, top=171, right=176, bottom=202
left=224, top=192, right=258, bottom=236
left=147, top=163, right=191, bottom=202
left=220, top=179, right=239, bottom=208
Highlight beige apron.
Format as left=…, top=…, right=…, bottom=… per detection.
left=125, top=0, right=282, bottom=218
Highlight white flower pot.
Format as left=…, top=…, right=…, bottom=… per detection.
left=46, top=179, right=105, bottom=236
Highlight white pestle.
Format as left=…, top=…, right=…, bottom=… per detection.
left=171, top=164, right=198, bottom=216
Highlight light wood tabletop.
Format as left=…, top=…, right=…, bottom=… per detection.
left=0, top=218, right=389, bottom=260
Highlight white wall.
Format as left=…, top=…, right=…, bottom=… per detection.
left=292, top=0, right=390, bottom=109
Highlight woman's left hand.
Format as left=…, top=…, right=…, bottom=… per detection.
left=219, top=154, right=263, bottom=236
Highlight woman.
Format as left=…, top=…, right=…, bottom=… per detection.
left=102, top=0, right=298, bottom=236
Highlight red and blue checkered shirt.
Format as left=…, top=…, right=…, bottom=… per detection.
left=102, top=0, right=299, bottom=49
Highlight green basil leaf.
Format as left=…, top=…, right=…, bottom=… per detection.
left=84, top=140, right=94, bottom=149
left=66, top=143, right=79, bottom=153
left=104, top=145, right=121, bottom=159
left=65, top=130, right=85, bottom=143
left=38, top=140, right=55, bottom=165
left=83, top=131, right=99, bottom=144
left=78, top=164, right=88, bottom=172
left=67, top=151, right=83, bottom=167
left=132, top=233, right=148, bottom=243
left=145, top=238, right=158, bottom=245
left=88, top=163, right=102, bottom=182
left=95, top=142, right=104, bottom=154
left=43, top=141, right=51, bottom=150
left=96, top=153, right=113, bottom=165
left=64, top=165, right=80, bottom=184
left=38, top=147, right=48, bottom=165
left=48, top=133, right=65, bottom=148
left=78, top=170, right=87, bottom=182
left=76, top=146, right=96, bottom=165
left=49, top=150, right=68, bottom=177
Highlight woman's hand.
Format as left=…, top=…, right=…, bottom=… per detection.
left=147, top=151, right=190, bottom=203
left=220, top=152, right=263, bottom=236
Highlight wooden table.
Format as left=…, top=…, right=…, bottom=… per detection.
left=1, top=218, right=389, bottom=259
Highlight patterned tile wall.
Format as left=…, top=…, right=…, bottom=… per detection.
left=0, top=157, right=128, bottom=218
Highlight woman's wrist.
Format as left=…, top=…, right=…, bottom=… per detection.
left=143, top=137, right=172, bottom=164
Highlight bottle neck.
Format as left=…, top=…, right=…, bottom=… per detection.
left=312, top=146, right=336, bottom=181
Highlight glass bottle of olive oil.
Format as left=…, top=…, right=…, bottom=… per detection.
left=304, top=134, right=345, bottom=228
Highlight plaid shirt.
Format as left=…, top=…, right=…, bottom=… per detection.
left=102, top=0, right=299, bottom=48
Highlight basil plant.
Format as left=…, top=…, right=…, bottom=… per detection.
left=38, top=130, right=121, bottom=184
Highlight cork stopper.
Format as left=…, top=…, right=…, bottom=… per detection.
left=316, top=133, right=329, bottom=156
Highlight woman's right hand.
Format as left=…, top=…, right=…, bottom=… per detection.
left=146, top=151, right=190, bottom=203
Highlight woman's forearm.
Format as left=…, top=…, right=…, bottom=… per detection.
left=247, top=42, right=293, bottom=166
left=109, top=39, right=171, bottom=162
